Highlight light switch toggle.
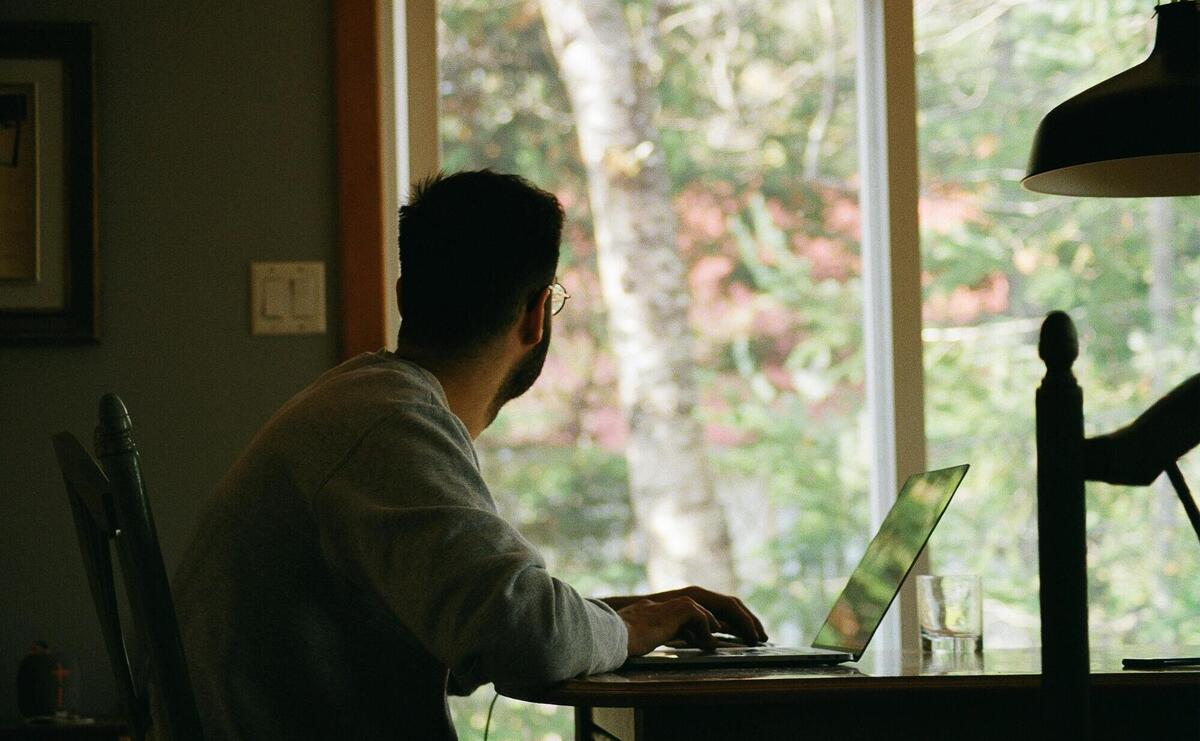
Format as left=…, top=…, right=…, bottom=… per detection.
left=262, top=278, right=289, bottom=318
left=251, top=261, right=327, bottom=335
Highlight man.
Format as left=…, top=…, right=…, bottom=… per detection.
left=167, top=170, right=766, bottom=739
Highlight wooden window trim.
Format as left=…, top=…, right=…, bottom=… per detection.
left=335, top=0, right=438, bottom=359
left=334, top=0, right=388, bottom=358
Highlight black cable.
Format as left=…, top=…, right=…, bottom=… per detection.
left=1165, top=462, right=1200, bottom=547
left=482, top=691, right=500, bottom=741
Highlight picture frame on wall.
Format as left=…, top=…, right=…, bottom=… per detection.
left=0, top=23, right=96, bottom=343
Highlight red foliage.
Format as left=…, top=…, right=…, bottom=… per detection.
left=585, top=406, right=627, bottom=451
left=823, top=193, right=862, bottom=240
left=919, top=190, right=982, bottom=234
left=751, top=304, right=791, bottom=336
left=762, top=364, right=794, bottom=392
left=705, top=422, right=751, bottom=446
left=689, top=255, right=735, bottom=300
left=790, top=234, right=859, bottom=281
left=923, top=272, right=1010, bottom=324
left=675, top=186, right=737, bottom=254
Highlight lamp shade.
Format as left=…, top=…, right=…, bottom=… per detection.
left=1023, top=1, right=1200, bottom=197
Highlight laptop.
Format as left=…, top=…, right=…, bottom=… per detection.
left=623, top=464, right=970, bottom=669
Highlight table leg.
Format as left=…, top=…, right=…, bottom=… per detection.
left=575, top=706, right=639, bottom=740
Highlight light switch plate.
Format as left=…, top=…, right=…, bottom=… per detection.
left=250, top=261, right=327, bottom=335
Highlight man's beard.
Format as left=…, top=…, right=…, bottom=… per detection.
left=488, top=316, right=551, bottom=423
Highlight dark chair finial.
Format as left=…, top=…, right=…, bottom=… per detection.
left=1039, top=311, right=1079, bottom=371
left=98, top=393, right=131, bottom=431
left=96, top=393, right=135, bottom=457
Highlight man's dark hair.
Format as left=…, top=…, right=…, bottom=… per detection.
left=397, top=169, right=563, bottom=355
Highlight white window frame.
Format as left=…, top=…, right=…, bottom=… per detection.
left=382, top=0, right=440, bottom=348
left=386, top=0, right=928, bottom=656
left=856, top=0, right=927, bottom=658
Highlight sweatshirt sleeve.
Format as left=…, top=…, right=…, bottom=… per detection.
left=310, top=402, right=628, bottom=690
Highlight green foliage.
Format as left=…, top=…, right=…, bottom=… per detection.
left=449, top=692, right=574, bottom=741
left=916, top=0, right=1200, bottom=648
left=480, top=443, right=646, bottom=594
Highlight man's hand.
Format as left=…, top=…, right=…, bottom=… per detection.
left=605, top=586, right=769, bottom=657
left=616, top=597, right=722, bottom=656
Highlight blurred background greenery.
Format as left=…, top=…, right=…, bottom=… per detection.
left=434, top=0, right=1200, bottom=737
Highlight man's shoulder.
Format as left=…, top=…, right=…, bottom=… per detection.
left=215, top=352, right=473, bottom=510
left=271, top=351, right=454, bottom=434
left=240, top=352, right=452, bottom=461
left=277, top=352, right=475, bottom=460
left=310, top=350, right=446, bottom=408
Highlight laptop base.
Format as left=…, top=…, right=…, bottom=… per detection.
left=624, top=645, right=852, bottom=670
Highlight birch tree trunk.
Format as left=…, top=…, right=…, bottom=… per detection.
left=539, top=0, right=737, bottom=592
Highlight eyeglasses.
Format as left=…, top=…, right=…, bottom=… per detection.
left=549, top=281, right=570, bottom=316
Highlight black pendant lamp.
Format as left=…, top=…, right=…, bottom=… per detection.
left=1024, top=1, right=1200, bottom=197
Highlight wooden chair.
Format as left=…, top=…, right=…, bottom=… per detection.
left=51, top=393, right=203, bottom=741
left=1036, top=311, right=1200, bottom=738
left=1035, top=311, right=1091, bottom=737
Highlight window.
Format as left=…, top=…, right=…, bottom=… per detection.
left=381, top=1, right=1200, bottom=739
left=435, top=0, right=900, bottom=736
left=916, top=0, right=1200, bottom=648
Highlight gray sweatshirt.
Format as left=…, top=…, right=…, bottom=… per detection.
left=166, top=351, right=628, bottom=739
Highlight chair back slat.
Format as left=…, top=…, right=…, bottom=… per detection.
left=52, top=432, right=141, bottom=736
left=53, top=394, right=204, bottom=741
left=52, top=433, right=117, bottom=533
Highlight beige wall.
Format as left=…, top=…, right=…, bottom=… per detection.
left=0, top=0, right=338, bottom=716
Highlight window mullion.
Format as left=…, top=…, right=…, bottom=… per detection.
left=384, top=0, right=440, bottom=348
left=856, top=0, right=927, bottom=660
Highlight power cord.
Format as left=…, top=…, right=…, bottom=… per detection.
left=483, top=690, right=500, bottom=741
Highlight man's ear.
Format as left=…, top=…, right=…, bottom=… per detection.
left=519, top=286, right=550, bottom=346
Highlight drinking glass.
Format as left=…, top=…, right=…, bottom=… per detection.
left=917, top=574, right=982, bottom=653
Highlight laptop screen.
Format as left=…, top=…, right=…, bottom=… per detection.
left=811, top=464, right=969, bottom=659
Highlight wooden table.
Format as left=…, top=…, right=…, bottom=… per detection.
left=503, top=647, right=1200, bottom=740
